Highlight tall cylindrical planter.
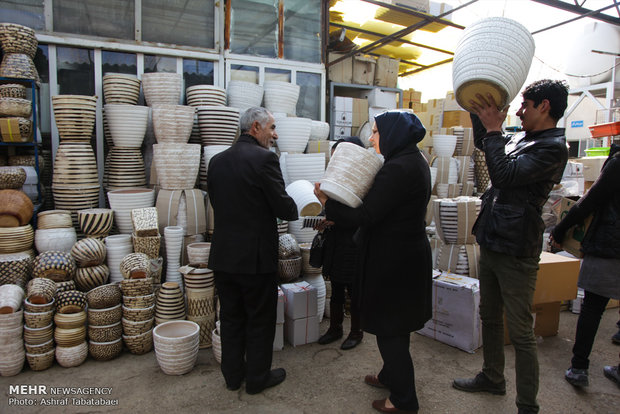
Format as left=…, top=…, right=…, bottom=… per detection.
left=163, top=226, right=184, bottom=287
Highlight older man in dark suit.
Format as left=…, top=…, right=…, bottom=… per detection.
left=207, top=107, right=298, bottom=394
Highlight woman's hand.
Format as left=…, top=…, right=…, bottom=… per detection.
left=314, top=182, right=328, bottom=206
left=469, top=93, right=508, bottom=133
left=314, top=219, right=334, bottom=231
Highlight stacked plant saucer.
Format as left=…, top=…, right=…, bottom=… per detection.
left=118, top=278, right=154, bottom=355
left=195, top=106, right=240, bottom=146
left=102, top=73, right=141, bottom=105
left=226, top=80, right=263, bottom=114
left=186, top=85, right=226, bottom=106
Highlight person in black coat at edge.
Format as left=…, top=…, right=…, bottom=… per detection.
left=314, top=110, right=432, bottom=413
left=551, top=143, right=620, bottom=387
left=316, top=136, right=365, bottom=350
left=452, top=80, right=569, bottom=414
left=207, top=107, right=298, bottom=394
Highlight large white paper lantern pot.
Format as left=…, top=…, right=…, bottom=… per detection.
left=226, top=81, right=263, bottom=113
left=453, top=17, right=535, bottom=113
left=263, top=81, right=300, bottom=115
left=320, top=143, right=384, bottom=208
left=433, top=135, right=457, bottom=158
left=104, top=104, right=150, bottom=148
left=153, top=144, right=201, bottom=190
left=275, top=117, right=312, bottom=153
left=285, top=180, right=322, bottom=217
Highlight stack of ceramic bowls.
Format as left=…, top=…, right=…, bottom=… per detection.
left=52, top=95, right=97, bottom=142
left=102, top=73, right=140, bottom=105
left=281, top=153, right=326, bottom=186
left=51, top=141, right=100, bottom=223
left=107, top=188, right=155, bottom=234
left=263, top=81, right=300, bottom=115
left=453, top=17, right=535, bottom=113
left=186, top=85, right=226, bottom=107
left=226, top=81, right=263, bottom=113
left=118, top=277, right=154, bottom=353
left=195, top=106, right=240, bottom=146
left=287, top=218, right=318, bottom=244
left=152, top=144, right=201, bottom=190
left=53, top=289, right=88, bottom=367
left=433, top=197, right=482, bottom=245
left=186, top=242, right=211, bottom=266
left=32, top=250, right=76, bottom=283
left=71, top=238, right=109, bottom=291
left=0, top=285, right=25, bottom=376
left=0, top=189, right=33, bottom=228
left=0, top=224, right=34, bottom=256
left=22, top=282, right=55, bottom=371
left=0, top=23, right=39, bottom=83
left=433, top=135, right=457, bottom=157
left=153, top=320, right=200, bottom=375
left=285, top=180, right=322, bottom=217
left=303, top=273, right=326, bottom=322
left=84, top=284, right=121, bottom=361
left=141, top=72, right=182, bottom=106
left=35, top=210, right=77, bottom=254
left=151, top=104, right=195, bottom=144
left=104, top=234, right=133, bottom=283
left=163, top=226, right=184, bottom=287
left=309, top=120, right=330, bottom=141
left=77, top=208, right=114, bottom=239
left=320, top=143, right=384, bottom=208
left=275, top=117, right=312, bottom=153
left=155, top=282, right=185, bottom=325
left=0, top=251, right=33, bottom=288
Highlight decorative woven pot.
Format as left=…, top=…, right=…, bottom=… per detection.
left=32, top=251, right=76, bottom=282
left=278, top=257, right=302, bottom=283
left=0, top=189, right=34, bottom=227
left=152, top=144, right=201, bottom=190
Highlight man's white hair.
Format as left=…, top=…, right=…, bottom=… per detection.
left=240, top=107, right=272, bottom=133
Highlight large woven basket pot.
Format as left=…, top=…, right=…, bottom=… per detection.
left=152, top=104, right=195, bottom=143
left=0, top=53, right=39, bottom=84
left=77, top=208, right=114, bottom=237
left=141, top=72, right=183, bottom=106
left=0, top=23, right=38, bottom=57
left=1, top=252, right=33, bottom=288
left=106, top=147, right=146, bottom=191
left=320, top=142, right=384, bottom=208
left=0, top=189, right=34, bottom=227
left=453, top=17, right=535, bottom=113
left=152, top=144, right=201, bottom=190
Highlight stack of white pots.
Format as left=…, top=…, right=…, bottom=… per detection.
left=153, top=320, right=200, bottom=375
left=105, top=234, right=133, bottom=283
left=163, top=226, right=184, bottom=288
left=0, top=284, right=25, bottom=376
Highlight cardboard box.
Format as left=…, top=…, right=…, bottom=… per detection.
left=412, top=102, right=426, bottom=113
left=369, top=106, right=388, bottom=123
left=352, top=55, right=376, bottom=86
left=410, top=89, right=422, bottom=103
left=328, top=53, right=353, bottom=84
left=374, top=55, right=400, bottom=88
left=0, top=118, right=32, bottom=142
left=156, top=189, right=207, bottom=236
left=417, top=272, right=482, bottom=353
left=352, top=98, right=369, bottom=127
left=280, top=281, right=318, bottom=319
left=443, top=91, right=464, bottom=112
left=436, top=243, right=480, bottom=278
left=534, top=252, right=580, bottom=305
left=427, top=98, right=444, bottom=114
left=553, top=196, right=592, bottom=258
left=305, top=141, right=331, bottom=166
left=284, top=315, right=319, bottom=346
left=273, top=322, right=284, bottom=351
left=334, top=110, right=352, bottom=127
left=432, top=197, right=478, bottom=245
left=334, top=96, right=353, bottom=112
left=366, top=88, right=398, bottom=109
left=442, top=110, right=473, bottom=128
left=504, top=302, right=561, bottom=344
left=277, top=287, right=285, bottom=324
left=577, top=156, right=606, bottom=181
left=334, top=126, right=352, bottom=140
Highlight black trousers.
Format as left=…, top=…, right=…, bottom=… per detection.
left=214, top=271, right=278, bottom=389
left=571, top=290, right=610, bottom=369
left=376, top=334, right=419, bottom=411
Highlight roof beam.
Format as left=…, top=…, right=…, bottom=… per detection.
left=327, top=0, right=477, bottom=68
left=531, top=0, right=620, bottom=26
left=359, top=0, right=465, bottom=30
left=329, top=22, right=454, bottom=55
left=399, top=57, right=453, bottom=76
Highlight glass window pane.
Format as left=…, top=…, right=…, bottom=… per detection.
left=142, top=0, right=215, bottom=49
left=102, top=51, right=137, bottom=76
left=144, top=55, right=177, bottom=73
left=230, top=64, right=259, bottom=83
left=0, top=0, right=45, bottom=30
left=230, top=0, right=277, bottom=58
left=296, top=71, right=320, bottom=120
left=56, top=47, right=95, bottom=96
left=283, top=0, right=321, bottom=63
left=265, top=68, right=291, bottom=82
left=183, top=59, right=214, bottom=88
left=53, top=0, right=134, bottom=40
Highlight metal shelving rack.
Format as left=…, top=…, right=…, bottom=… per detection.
left=0, top=77, right=43, bottom=209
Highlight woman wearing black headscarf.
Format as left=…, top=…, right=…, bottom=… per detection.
left=315, top=110, right=432, bottom=413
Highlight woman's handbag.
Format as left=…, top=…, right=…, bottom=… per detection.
left=309, top=231, right=325, bottom=268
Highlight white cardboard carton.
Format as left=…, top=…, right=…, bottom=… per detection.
left=284, top=315, right=319, bottom=347
left=280, top=281, right=318, bottom=320
left=417, top=272, right=482, bottom=353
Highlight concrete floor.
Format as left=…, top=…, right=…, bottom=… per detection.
left=2, top=308, right=619, bottom=414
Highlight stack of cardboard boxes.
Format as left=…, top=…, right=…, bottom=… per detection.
left=332, top=96, right=369, bottom=140
left=280, top=281, right=319, bottom=347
